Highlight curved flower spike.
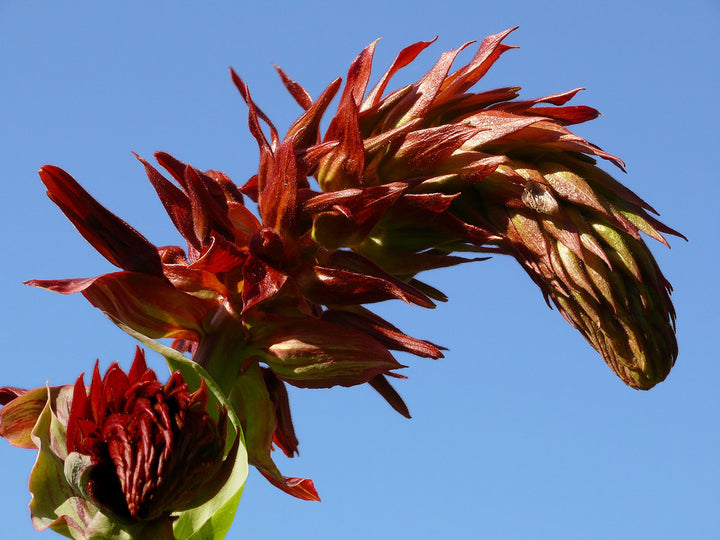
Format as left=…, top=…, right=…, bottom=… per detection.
left=269, top=28, right=683, bottom=388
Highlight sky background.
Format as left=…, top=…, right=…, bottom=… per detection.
left=1, top=1, right=718, bottom=539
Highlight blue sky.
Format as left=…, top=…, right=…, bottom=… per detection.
left=1, top=2, right=718, bottom=539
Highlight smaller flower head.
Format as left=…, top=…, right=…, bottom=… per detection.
left=0, top=348, right=237, bottom=538
left=66, top=347, right=228, bottom=522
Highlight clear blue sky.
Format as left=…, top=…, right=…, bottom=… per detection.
left=1, top=2, right=718, bottom=539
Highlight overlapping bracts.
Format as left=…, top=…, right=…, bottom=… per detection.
left=23, top=28, right=681, bottom=505
left=249, top=27, right=683, bottom=389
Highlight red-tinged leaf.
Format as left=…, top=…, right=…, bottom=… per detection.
left=363, top=118, right=423, bottom=156
left=0, top=386, right=56, bottom=449
left=274, top=64, right=313, bottom=110
left=539, top=163, right=610, bottom=216
left=493, top=119, right=627, bottom=170
left=319, top=88, right=366, bottom=191
left=128, top=346, right=148, bottom=382
left=65, top=377, right=87, bottom=455
left=227, top=200, right=262, bottom=242
left=358, top=241, right=486, bottom=277
left=440, top=27, right=518, bottom=97
left=524, top=105, right=600, bottom=125
left=88, top=362, right=105, bottom=427
left=241, top=254, right=289, bottom=313
left=299, top=263, right=419, bottom=306
left=0, top=387, right=27, bottom=406
left=340, top=40, right=378, bottom=108
left=368, top=374, right=411, bottom=418
left=407, top=278, right=449, bottom=303
left=258, top=470, right=321, bottom=502
left=390, top=42, right=475, bottom=126
left=297, top=140, right=340, bottom=174
left=321, top=307, right=444, bottom=359
left=249, top=314, right=405, bottom=389
left=206, top=169, right=245, bottom=203
left=135, top=153, right=200, bottom=252
left=26, top=272, right=214, bottom=340
left=363, top=37, right=438, bottom=111
left=240, top=174, right=259, bottom=201
left=38, top=166, right=164, bottom=277
left=190, top=233, right=247, bottom=274
left=387, top=124, right=480, bottom=176
left=560, top=154, right=654, bottom=212
left=318, top=250, right=435, bottom=300
left=232, top=365, right=320, bottom=501
left=152, top=151, right=192, bottom=191
left=162, top=264, right=228, bottom=299
left=463, top=111, right=547, bottom=147
left=184, top=165, right=236, bottom=246
left=261, top=368, right=298, bottom=458
left=432, top=87, right=520, bottom=123
left=304, top=183, right=407, bottom=248
left=564, top=206, right=613, bottom=268
left=542, top=215, right=586, bottom=263
left=493, top=87, right=585, bottom=112
left=286, top=78, right=342, bottom=149
left=431, top=153, right=507, bottom=185
left=397, top=192, right=458, bottom=214
left=306, top=181, right=408, bottom=216
left=258, top=138, right=299, bottom=240
left=230, top=68, right=279, bottom=150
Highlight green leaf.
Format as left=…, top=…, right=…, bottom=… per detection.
left=0, top=386, right=57, bottom=449
left=29, top=386, right=97, bottom=540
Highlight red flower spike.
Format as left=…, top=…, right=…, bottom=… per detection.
left=270, top=29, right=683, bottom=389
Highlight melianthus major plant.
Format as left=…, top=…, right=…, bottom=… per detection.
left=0, top=28, right=683, bottom=539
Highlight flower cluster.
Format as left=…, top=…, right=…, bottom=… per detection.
left=1, top=27, right=681, bottom=539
